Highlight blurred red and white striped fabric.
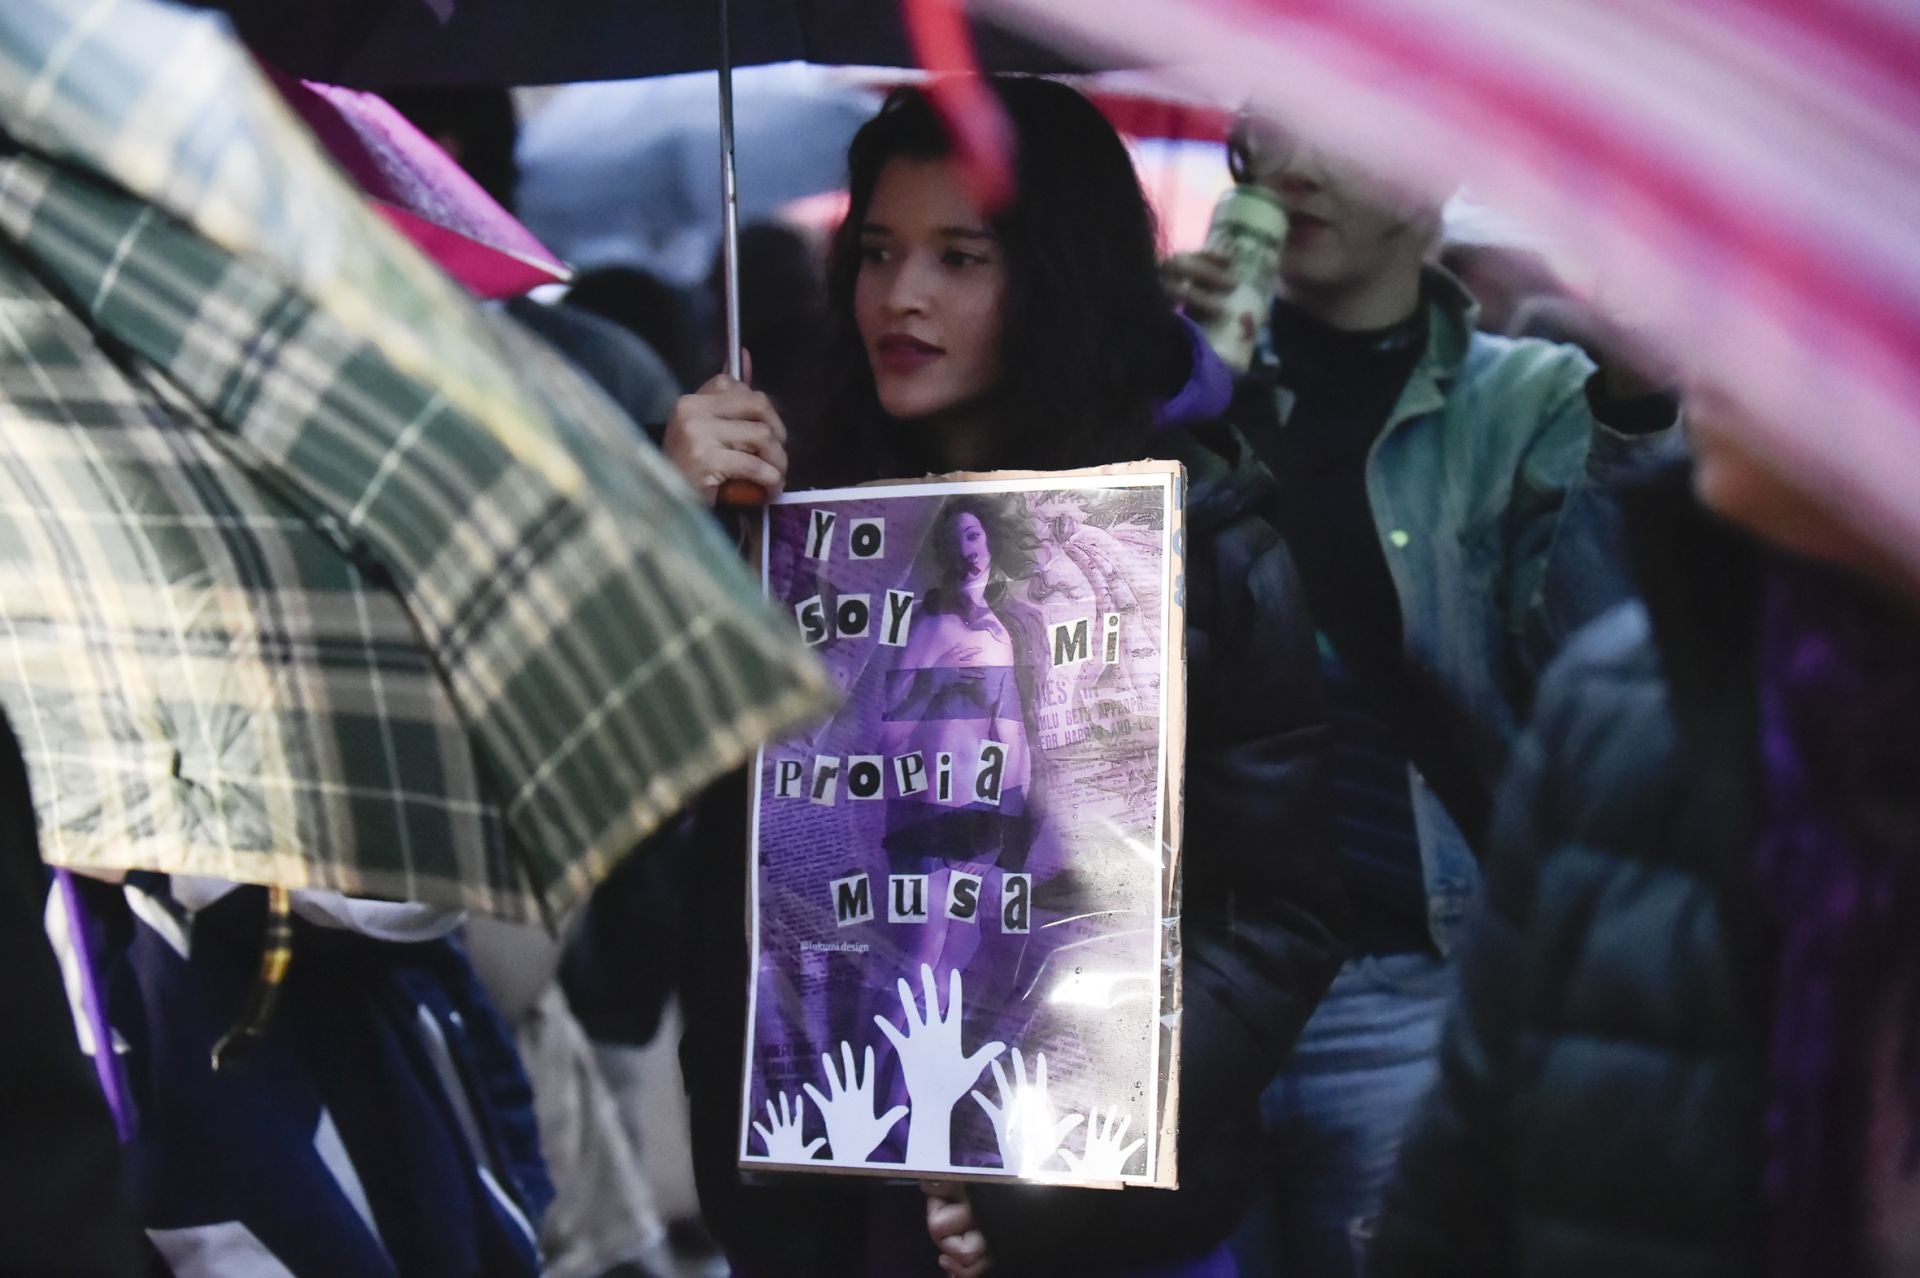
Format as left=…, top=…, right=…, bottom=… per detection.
left=985, top=0, right=1920, bottom=576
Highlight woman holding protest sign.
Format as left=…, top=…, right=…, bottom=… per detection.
left=657, top=77, right=1346, bottom=1277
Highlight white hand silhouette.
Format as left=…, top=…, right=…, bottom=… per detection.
left=803, top=1041, right=909, bottom=1163
left=874, top=964, right=1004, bottom=1169
left=751, top=1091, right=824, bottom=1162
left=1059, top=1104, right=1145, bottom=1179
left=970, top=1048, right=1083, bottom=1175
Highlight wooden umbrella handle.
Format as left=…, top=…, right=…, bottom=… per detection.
left=717, top=479, right=769, bottom=507
left=211, top=884, right=294, bottom=1071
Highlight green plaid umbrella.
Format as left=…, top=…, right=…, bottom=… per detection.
left=0, top=0, right=833, bottom=925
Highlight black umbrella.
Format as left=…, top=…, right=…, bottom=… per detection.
left=189, top=0, right=1075, bottom=89
left=195, top=0, right=1092, bottom=502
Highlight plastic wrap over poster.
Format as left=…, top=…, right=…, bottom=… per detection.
left=741, top=462, right=1186, bottom=1188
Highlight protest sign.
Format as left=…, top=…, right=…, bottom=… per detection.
left=741, top=463, right=1185, bottom=1187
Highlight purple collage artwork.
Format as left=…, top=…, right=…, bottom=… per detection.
left=740, top=465, right=1186, bottom=1187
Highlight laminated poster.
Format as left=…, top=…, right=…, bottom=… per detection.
left=741, top=462, right=1186, bottom=1189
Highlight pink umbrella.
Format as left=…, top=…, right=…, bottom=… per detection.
left=267, top=67, right=569, bottom=298
left=1089, top=88, right=1229, bottom=145
left=975, top=0, right=1920, bottom=581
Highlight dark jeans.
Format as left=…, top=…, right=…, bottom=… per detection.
left=1230, top=953, right=1453, bottom=1278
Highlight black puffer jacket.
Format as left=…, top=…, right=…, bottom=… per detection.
left=1371, top=478, right=1772, bottom=1278
left=678, top=416, right=1348, bottom=1276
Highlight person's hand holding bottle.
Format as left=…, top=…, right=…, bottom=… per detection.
left=1159, top=250, right=1236, bottom=328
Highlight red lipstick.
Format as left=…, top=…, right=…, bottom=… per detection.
left=874, top=333, right=943, bottom=374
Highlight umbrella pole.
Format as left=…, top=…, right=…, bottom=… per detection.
left=714, top=0, right=768, bottom=511
left=719, top=0, right=743, bottom=382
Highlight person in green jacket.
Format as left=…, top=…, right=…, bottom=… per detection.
left=1164, top=114, right=1683, bottom=1277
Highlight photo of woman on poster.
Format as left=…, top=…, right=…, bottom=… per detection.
left=891, top=498, right=1047, bottom=803
left=878, top=495, right=1056, bottom=997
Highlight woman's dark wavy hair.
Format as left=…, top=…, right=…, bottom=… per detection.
left=921, top=494, right=1040, bottom=615
left=798, top=77, right=1175, bottom=487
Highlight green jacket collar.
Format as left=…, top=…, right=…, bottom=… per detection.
left=1387, top=265, right=1481, bottom=429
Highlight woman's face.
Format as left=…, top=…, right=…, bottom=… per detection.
left=1691, top=400, right=1881, bottom=572
left=854, top=156, right=1008, bottom=421
left=951, top=511, right=991, bottom=586
left=1690, top=391, right=1920, bottom=607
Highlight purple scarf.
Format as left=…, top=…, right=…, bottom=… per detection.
left=1756, top=562, right=1920, bottom=1278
